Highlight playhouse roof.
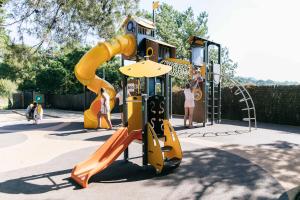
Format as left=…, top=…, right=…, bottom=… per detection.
left=119, top=60, right=172, bottom=77
left=188, top=36, right=220, bottom=47
left=146, top=38, right=176, bottom=48
left=122, top=15, right=155, bottom=29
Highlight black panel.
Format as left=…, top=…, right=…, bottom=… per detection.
left=147, top=95, right=165, bottom=137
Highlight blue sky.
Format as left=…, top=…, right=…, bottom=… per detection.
left=139, top=0, right=300, bottom=82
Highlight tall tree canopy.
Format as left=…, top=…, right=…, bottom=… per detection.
left=0, top=1, right=239, bottom=93
left=155, top=4, right=208, bottom=59
left=2, top=0, right=139, bottom=51
left=140, top=3, right=238, bottom=84
left=0, top=0, right=9, bottom=57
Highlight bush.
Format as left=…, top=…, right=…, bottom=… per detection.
left=36, top=60, right=67, bottom=94
left=0, top=79, right=17, bottom=98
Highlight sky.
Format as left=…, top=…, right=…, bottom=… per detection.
left=139, top=0, right=300, bottom=82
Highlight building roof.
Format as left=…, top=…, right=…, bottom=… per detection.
left=146, top=38, right=176, bottom=48
left=122, top=15, right=155, bottom=30
left=188, top=36, right=220, bottom=47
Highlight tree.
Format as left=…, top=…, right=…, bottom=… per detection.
left=1, top=43, right=42, bottom=91
left=0, top=79, right=16, bottom=97
left=0, top=0, right=9, bottom=58
left=96, top=56, right=122, bottom=89
left=140, top=3, right=238, bottom=87
left=0, top=62, right=16, bottom=80
left=55, top=47, right=88, bottom=94
left=35, top=59, right=67, bottom=94
left=155, top=4, right=208, bottom=59
left=2, top=0, right=139, bottom=51
left=209, top=47, right=238, bottom=86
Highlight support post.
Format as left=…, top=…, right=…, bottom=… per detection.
left=218, top=45, right=222, bottom=123
left=169, top=76, right=172, bottom=118
left=211, top=62, right=215, bottom=125
left=164, top=74, right=169, bottom=120
left=154, top=77, right=157, bottom=95
left=204, top=42, right=208, bottom=127
left=142, top=77, right=149, bottom=166
left=123, top=73, right=128, bottom=161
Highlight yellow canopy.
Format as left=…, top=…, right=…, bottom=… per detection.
left=119, top=60, right=172, bottom=78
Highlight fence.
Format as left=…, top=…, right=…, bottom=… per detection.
left=11, top=91, right=119, bottom=113
left=172, top=85, right=300, bottom=126
left=222, top=85, right=300, bottom=126
left=11, top=86, right=300, bottom=125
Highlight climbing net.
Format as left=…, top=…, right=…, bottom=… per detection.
left=160, top=59, right=191, bottom=80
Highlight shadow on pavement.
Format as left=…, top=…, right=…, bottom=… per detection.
left=141, top=148, right=284, bottom=199
left=0, top=122, right=64, bottom=133
left=223, top=140, right=300, bottom=189
left=278, top=185, right=300, bottom=200
left=0, top=169, right=79, bottom=194
left=84, top=134, right=112, bottom=142
left=54, top=122, right=83, bottom=132
left=177, top=129, right=249, bottom=138
left=222, top=119, right=300, bottom=134
left=0, top=147, right=285, bottom=199
left=49, top=130, right=87, bottom=137
left=90, top=161, right=157, bottom=184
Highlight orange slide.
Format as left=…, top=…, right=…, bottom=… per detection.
left=71, top=128, right=141, bottom=188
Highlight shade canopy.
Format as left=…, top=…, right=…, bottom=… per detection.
left=119, top=60, right=172, bottom=78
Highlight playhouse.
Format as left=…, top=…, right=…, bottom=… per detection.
left=71, top=16, right=182, bottom=188
left=188, top=36, right=222, bottom=126
left=71, top=11, right=257, bottom=187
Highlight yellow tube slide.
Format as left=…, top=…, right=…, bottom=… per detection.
left=74, top=34, right=136, bottom=128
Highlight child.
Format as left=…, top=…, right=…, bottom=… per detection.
left=25, top=101, right=43, bottom=124
left=184, top=83, right=195, bottom=128
left=97, top=88, right=112, bottom=129
left=192, top=67, right=203, bottom=87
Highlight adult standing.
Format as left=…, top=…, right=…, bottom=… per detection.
left=184, top=83, right=195, bottom=128
left=97, top=88, right=112, bottom=129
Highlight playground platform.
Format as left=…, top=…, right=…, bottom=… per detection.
left=0, top=109, right=299, bottom=200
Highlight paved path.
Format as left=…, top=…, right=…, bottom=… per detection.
left=0, top=109, right=299, bottom=199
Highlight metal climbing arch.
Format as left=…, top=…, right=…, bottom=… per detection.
left=209, top=72, right=257, bottom=132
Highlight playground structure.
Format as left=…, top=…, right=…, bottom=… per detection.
left=186, top=36, right=256, bottom=130
left=159, top=35, right=256, bottom=130
left=72, top=16, right=182, bottom=188
left=188, top=36, right=222, bottom=126
left=71, top=13, right=257, bottom=188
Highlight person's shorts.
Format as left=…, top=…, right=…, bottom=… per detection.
left=119, top=105, right=123, bottom=112
left=100, top=106, right=110, bottom=115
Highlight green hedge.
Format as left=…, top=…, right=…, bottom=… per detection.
left=172, top=85, right=300, bottom=126
left=221, top=85, right=300, bottom=126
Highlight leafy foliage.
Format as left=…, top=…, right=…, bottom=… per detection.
left=0, top=1, right=240, bottom=94
left=209, top=47, right=238, bottom=86
left=2, top=43, right=40, bottom=82
left=140, top=3, right=237, bottom=87
left=0, top=62, right=16, bottom=80
left=55, top=47, right=87, bottom=94
left=96, top=56, right=122, bottom=89
left=155, top=3, right=208, bottom=59
left=3, top=0, right=139, bottom=51
left=0, top=0, right=9, bottom=58
left=35, top=59, right=67, bottom=94
left=0, top=78, right=16, bottom=97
